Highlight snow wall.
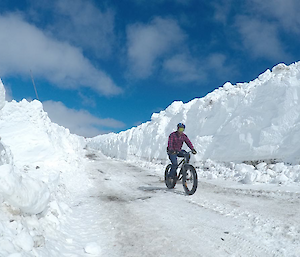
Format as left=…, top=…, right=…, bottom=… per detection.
left=0, top=79, right=86, bottom=214
left=88, top=62, right=300, bottom=164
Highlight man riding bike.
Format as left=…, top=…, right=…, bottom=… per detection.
left=167, top=123, right=197, bottom=179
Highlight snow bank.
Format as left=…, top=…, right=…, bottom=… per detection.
left=196, top=159, right=300, bottom=185
left=0, top=79, right=87, bottom=255
left=0, top=79, right=5, bottom=110
left=88, top=62, right=300, bottom=184
left=0, top=98, right=86, bottom=214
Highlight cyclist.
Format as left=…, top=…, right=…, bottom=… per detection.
left=167, top=123, right=197, bottom=179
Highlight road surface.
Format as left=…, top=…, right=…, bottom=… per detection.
left=59, top=150, right=300, bottom=257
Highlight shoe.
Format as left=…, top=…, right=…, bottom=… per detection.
left=168, top=173, right=177, bottom=181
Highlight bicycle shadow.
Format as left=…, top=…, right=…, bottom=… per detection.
left=138, top=186, right=185, bottom=195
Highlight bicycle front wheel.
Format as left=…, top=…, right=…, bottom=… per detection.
left=164, top=164, right=177, bottom=189
left=182, top=164, right=198, bottom=195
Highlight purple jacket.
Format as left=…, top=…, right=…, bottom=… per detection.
left=168, top=131, right=194, bottom=152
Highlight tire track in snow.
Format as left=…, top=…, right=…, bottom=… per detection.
left=62, top=150, right=300, bottom=256
left=187, top=181, right=300, bottom=256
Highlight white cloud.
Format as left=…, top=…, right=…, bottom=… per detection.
left=249, top=0, right=300, bottom=34
left=207, top=53, right=226, bottom=69
left=78, top=92, right=97, bottom=108
left=235, top=16, right=288, bottom=60
left=211, top=0, right=295, bottom=62
left=43, top=100, right=125, bottom=138
left=126, top=16, right=234, bottom=84
left=162, top=52, right=236, bottom=84
left=211, top=0, right=234, bottom=25
left=31, top=0, right=116, bottom=58
left=207, top=53, right=238, bottom=80
left=126, top=17, right=186, bottom=78
left=0, top=13, right=121, bottom=96
left=163, top=54, right=206, bottom=82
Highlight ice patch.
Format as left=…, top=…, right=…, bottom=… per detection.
left=84, top=242, right=102, bottom=255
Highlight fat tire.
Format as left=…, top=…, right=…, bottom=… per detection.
left=164, top=164, right=177, bottom=189
left=182, top=164, right=198, bottom=195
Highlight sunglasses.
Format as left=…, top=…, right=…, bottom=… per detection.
left=178, top=128, right=185, bottom=132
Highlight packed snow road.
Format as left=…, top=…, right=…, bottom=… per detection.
left=62, top=150, right=300, bottom=257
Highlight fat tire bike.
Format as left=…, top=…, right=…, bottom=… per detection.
left=164, top=151, right=198, bottom=195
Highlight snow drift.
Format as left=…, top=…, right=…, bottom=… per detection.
left=0, top=86, right=85, bottom=214
left=0, top=79, right=87, bottom=255
left=88, top=62, right=300, bottom=164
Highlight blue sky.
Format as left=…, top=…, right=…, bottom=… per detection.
left=0, top=0, right=299, bottom=137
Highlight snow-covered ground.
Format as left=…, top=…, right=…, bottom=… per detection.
left=0, top=61, right=300, bottom=256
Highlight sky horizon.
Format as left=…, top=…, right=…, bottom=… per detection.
left=1, top=0, right=300, bottom=137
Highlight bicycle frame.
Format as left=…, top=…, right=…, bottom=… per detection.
left=176, top=151, right=192, bottom=179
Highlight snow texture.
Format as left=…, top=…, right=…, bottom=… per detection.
left=0, top=62, right=300, bottom=256
left=0, top=78, right=87, bottom=256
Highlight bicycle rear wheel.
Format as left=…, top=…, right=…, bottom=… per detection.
left=164, top=164, right=177, bottom=189
left=182, top=164, right=198, bottom=195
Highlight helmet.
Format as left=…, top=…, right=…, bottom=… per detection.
left=177, top=123, right=185, bottom=129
